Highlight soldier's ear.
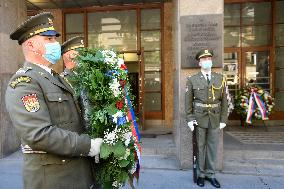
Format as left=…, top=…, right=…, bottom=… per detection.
left=198, top=61, right=202, bottom=67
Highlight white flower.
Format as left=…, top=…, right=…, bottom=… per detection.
left=117, top=58, right=124, bottom=67
left=129, top=162, right=137, bottom=174
left=101, top=50, right=117, bottom=59
left=123, top=132, right=132, bottom=146
left=105, top=57, right=115, bottom=65
left=104, top=129, right=119, bottom=145
left=109, top=78, right=121, bottom=97
left=112, top=181, right=119, bottom=187
left=112, top=110, right=124, bottom=124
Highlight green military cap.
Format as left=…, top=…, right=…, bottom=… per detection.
left=61, top=36, right=84, bottom=55
left=195, top=49, right=214, bottom=60
left=10, top=12, right=60, bottom=45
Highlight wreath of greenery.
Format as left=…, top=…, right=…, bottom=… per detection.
left=70, top=48, right=140, bottom=189
left=234, top=85, right=275, bottom=121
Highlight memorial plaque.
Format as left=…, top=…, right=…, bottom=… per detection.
left=181, top=14, right=223, bottom=68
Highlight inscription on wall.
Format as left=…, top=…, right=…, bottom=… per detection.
left=181, top=14, right=223, bottom=68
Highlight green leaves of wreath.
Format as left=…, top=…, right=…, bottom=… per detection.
left=70, top=48, right=139, bottom=189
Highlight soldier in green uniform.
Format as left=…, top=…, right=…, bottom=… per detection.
left=185, top=49, right=228, bottom=188
left=60, top=36, right=84, bottom=80
left=60, top=36, right=92, bottom=130
left=5, top=12, right=103, bottom=189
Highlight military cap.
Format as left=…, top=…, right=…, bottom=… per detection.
left=61, top=36, right=84, bottom=55
left=195, top=49, right=214, bottom=60
left=10, top=12, right=60, bottom=45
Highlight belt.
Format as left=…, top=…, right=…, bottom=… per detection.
left=194, top=102, right=220, bottom=108
left=21, top=144, right=46, bottom=154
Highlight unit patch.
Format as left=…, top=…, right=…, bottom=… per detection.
left=10, top=76, right=32, bottom=89
left=21, top=93, right=40, bottom=112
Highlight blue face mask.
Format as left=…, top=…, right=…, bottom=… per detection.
left=43, top=42, right=61, bottom=64
left=200, top=60, right=213, bottom=70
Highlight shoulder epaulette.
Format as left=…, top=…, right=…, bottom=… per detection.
left=16, top=67, right=33, bottom=74
left=10, top=76, right=32, bottom=89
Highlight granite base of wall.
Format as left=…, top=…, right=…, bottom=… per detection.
left=0, top=74, right=21, bottom=159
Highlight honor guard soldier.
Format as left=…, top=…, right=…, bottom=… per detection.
left=185, top=49, right=228, bottom=188
left=60, top=36, right=84, bottom=80
left=6, top=12, right=103, bottom=189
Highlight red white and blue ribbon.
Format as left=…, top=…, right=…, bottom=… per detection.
left=246, top=92, right=268, bottom=124
left=124, top=87, right=142, bottom=180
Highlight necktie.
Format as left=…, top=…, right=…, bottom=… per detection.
left=206, top=74, right=210, bottom=85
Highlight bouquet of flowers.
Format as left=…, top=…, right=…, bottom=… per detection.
left=70, top=49, right=141, bottom=189
left=234, top=85, right=275, bottom=124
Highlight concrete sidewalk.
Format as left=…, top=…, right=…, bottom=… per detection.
left=1, top=151, right=284, bottom=189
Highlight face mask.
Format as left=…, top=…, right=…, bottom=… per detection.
left=43, top=42, right=61, bottom=64
left=200, top=60, right=213, bottom=70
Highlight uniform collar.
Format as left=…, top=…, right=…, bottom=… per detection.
left=201, top=70, right=212, bottom=79
left=37, top=64, right=52, bottom=75
left=24, top=62, right=53, bottom=75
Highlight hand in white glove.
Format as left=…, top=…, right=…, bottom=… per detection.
left=187, top=120, right=198, bottom=131
left=88, top=138, right=103, bottom=157
left=220, top=123, right=226, bottom=129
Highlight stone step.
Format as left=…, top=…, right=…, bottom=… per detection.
left=224, top=150, right=284, bottom=160
left=142, top=146, right=176, bottom=156
left=224, top=159, right=284, bottom=168
left=140, top=155, right=180, bottom=170
left=222, top=163, right=284, bottom=177
left=140, top=134, right=177, bottom=157
left=223, top=150, right=284, bottom=176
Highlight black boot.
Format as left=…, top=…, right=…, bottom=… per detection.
left=205, top=177, right=221, bottom=188
left=197, top=177, right=205, bottom=187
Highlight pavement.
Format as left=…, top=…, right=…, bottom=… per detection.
left=0, top=151, right=284, bottom=189
left=1, top=126, right=284, bottom=189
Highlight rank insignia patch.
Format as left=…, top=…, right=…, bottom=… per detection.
left=10, top=76, right=31, bottom=89
left=21, top=93, right=40, bottom=112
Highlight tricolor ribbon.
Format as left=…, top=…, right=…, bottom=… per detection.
left=124, top=87, right=142, bottom=182
left=246, top=92, right=269, bottom=124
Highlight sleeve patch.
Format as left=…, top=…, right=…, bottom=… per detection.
left=10, top=76, right=31, bottom=89
left=21, top=93, right=40, bottom=112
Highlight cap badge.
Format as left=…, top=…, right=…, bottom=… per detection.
left=48, top=18, right=53, bottom=25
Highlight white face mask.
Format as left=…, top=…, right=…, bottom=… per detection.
left=200, top=60, right=213, bottom=70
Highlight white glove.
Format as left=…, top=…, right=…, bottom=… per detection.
left=187, top=120, right=198, bottom=131
left=220, top=123, right=226, bottom=129
left=88, top=138, right=103, bottom=157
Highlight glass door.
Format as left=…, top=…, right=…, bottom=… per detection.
left=223, top=51, right=241, bottom=97
left=242, top=49, right=271, bottom=92
left=120, top=50, right=145, bottom=130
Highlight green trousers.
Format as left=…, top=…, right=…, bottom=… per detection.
left=196, top=125, right=219, bottom=178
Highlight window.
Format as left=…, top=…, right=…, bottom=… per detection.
left=88, top=10, right=137, bottom=50
left=65, top=13, right=84, bottom=40
left=141, top=9, right=162, bottom=112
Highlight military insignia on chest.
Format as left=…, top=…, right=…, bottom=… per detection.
left=21, top=93, right=40, bottom=112
left=10, top=76, right=32, bottom=89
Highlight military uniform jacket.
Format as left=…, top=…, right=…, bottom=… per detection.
left=185, top=71, right=228, bottom=129
left=5, top=62, right=94, bottom=189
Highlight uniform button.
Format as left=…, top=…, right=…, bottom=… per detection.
left=80, top=154, right=83, bottom=157
left=62, top=159, right=65, bottom=163
left=209, top=89, right=212, bottom=91
left=209, top=97, right=212, bottom=99
left=59, top=97, right=62, bottom=102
